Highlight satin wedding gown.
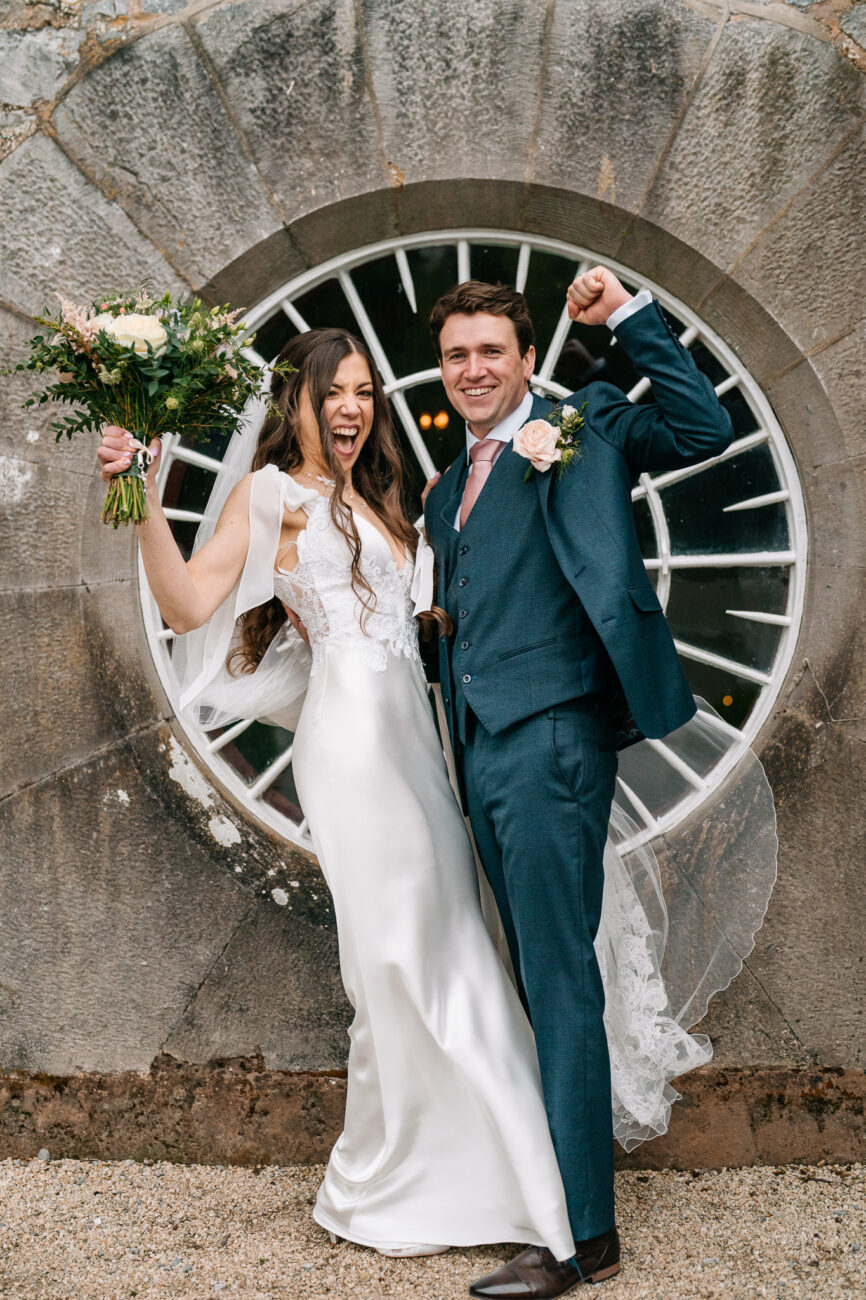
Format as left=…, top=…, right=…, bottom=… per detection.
left=174, top=462, right=778, bottom=1256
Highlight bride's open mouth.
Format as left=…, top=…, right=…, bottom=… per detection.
left=332, top=426, right=360, bottom=457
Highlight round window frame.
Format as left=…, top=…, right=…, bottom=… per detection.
left=140, top=228, right=807, bottom=853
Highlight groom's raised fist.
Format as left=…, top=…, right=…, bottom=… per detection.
left=566, top=266, right=632, bottom=327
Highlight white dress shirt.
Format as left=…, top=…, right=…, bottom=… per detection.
left=453, top=290, right=653, bottom=528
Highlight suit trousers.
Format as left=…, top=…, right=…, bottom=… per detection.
left=460, top=697, right=618, bottom=1242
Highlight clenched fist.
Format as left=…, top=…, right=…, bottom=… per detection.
left=566, top=266, right=632, bottom=327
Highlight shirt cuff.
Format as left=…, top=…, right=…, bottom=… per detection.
left=606, top=287, right=653, bottom=333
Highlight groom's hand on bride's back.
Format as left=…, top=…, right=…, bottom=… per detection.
left=566, top=266, right=633, bottom=326
left=421, top=471, right=440, bottom=508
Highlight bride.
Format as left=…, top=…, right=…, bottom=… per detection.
left=97, top=323, right=775, bottom=1276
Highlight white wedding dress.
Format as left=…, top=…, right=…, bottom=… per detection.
left=173, top=462, right=778, bottom=1257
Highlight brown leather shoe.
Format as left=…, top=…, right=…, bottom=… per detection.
left=468, top=1227, right=621, bottom=1297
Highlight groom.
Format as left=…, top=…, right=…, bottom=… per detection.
left=423, top=268, right=733, bottom=1297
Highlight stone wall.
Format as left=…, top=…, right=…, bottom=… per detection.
left=0, top=0, right=863, bottom=1165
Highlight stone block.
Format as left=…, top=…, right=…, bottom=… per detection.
left=0, top=455, right=103, bottom=594
left=535, top=0, right=719, bottom=214
left=0, top=579, right=163, bottom=799
left=0, top=133, right=186, bottom=316
left=733, top=121, right=866, bottom=351
left=615, top=214, right=724, bottom=308
left=198, top=226, right=305, bottom=309
left=799, top=456, right=865, bottom=570
left=193, top=0, right=385, bottom=225
left=52, top=24, right=282, bottom=288
left=841, top=5, right=866, bottom=45
left=164, top=880, right=350, bottom=1071
left=397, top=178, right=525, bottom=243
left=289, top=187, right=399, bottom=269
left=763, top=352, right=851, bottom=471
left=698, top=272, right=804, bottom=384
left=360, top=0, right=549, bottom=185
left=0, top=733, right=256, bottom=1074
left=518, top=182, right=625, bottom=259
left=639, top=19, right=864, bottom=278
left=802, top=318, right=866, bottom=462
left=0, top=27, right=83, bottom=108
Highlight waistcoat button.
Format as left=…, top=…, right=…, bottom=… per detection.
left=459, top=609, right=468, bottom=619
left=458, top=577, right=468, bottom=587
left=462, top=674, right=471, bottom=684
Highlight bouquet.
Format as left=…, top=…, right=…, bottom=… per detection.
left=12, top=289, right=262, bottom=526
left=513, top=402, right=586, bottom=479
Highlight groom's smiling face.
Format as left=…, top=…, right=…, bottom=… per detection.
left=438, top=312, right=535, bottom=439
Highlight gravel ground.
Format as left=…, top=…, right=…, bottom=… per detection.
left=0, top=1157, right=863, bottom=1299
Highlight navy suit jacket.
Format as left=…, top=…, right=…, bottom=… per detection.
left=424, top=299, right=734, bottom=745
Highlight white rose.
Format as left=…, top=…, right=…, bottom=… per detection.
left=98, top=312, right=168, bottom=356
left=561, top=404, right=577, bottom=419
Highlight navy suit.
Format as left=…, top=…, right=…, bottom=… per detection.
left=424, top=299, right=733, bottom=1242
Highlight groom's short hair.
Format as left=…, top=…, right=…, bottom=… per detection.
left=429, top=281, right=535, bottom=361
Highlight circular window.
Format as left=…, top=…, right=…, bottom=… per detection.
left=140, top=231, right=806, bottom=853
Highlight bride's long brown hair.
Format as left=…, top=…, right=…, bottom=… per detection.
left=232, top=328, right=444, bottom=673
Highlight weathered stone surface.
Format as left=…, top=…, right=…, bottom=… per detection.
left=397, top=178, right=525, bottom=243
left=0, top=132, right=185, bottom=315
left=1, top=1060, right=863, bottom=1167
left=164, top=881, right=350, bottom=1071
left=695, top=960, right=809, bottom=1069
left=361, top=0, right=548, bottom=185
left=802, top=318, right=866, bottom=462
left=639, top=19, right=864, bottom=276
left=0, top=26, right=82, bottom=107
left=52, top=24, right=282, bottom=287
left=0, top=1053, right=347, bottom=1165
left=199, top=225, right=305, bottom=308
left=193, top=0, right=385, bottom=225
left=753, top=565, right=866, bottom=1062
left=841, top=4, right=866, bottom=44
left=732, top=120, right=866, bottom=350
left=799, top=456, right=865, bottom=570
left=614, top=1066, right=866, bottom=1170
left=763, top=351, right=852, bottom=470
left=0, top=579, right=164, bottom=800
left=0, top=735, right=257, bottom=1075
left=536, top=0, right=719, bottom=214
left=698, top=271, right=805, bottom=383
left=0, top=454, right=105, bottom=592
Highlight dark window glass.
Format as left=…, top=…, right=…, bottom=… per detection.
left=409, top=244, right=459, bottom=341
left=294, top=276, right=359, bottom=336
left=471, top=243, right=520, bottom=291
left=253, top=309, right=299, bottom=365
left=666, top=565, right=789, bottom=674
left=402, top=380, right=463, bottom=487
left=632, top=497, right=657, bottom=561
left=662, top=446, right=789, bottom=555
left=679, top=659, right=761, bottom=729
left=719, top=384, right=759, bottom=438
left=352, top=254, right=427, bottom=379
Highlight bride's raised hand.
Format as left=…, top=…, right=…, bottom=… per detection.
left=96, top=425, right=161, bottom=483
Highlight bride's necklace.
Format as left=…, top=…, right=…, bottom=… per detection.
left=298, top=468, right=355, bottom=502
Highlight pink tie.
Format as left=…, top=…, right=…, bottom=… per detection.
left=459, top=438, right=500, bottom=530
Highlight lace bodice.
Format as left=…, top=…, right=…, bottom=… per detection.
left=272, top=478, right=421, bottom=673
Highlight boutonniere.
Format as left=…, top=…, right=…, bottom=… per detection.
left=513, top=402, right=586, bottom=480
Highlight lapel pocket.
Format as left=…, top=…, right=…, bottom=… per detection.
left=628, top=585, right=663, bottom=613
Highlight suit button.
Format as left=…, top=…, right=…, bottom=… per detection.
left=458, top=577, right=468, bottom=587
left=458, top=545, right=468, bottom=556
left=462, top=674, right=471, bottom=684
left=459, top=609, right=468, bottom=619
left=461, top=640, right=470, bottom=650
left=443, top=697, right=450, bottom=707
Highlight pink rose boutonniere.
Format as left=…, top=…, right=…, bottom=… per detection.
left=513, top=402, right=586, bottom=480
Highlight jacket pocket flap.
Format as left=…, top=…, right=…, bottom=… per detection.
left=627, top=585, right=663, bottom=613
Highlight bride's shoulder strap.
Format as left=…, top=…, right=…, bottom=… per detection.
left=278, top=468, right=322, bottom=514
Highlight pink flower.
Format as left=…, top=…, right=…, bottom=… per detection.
left=513, top=419, right=561, bottom=472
